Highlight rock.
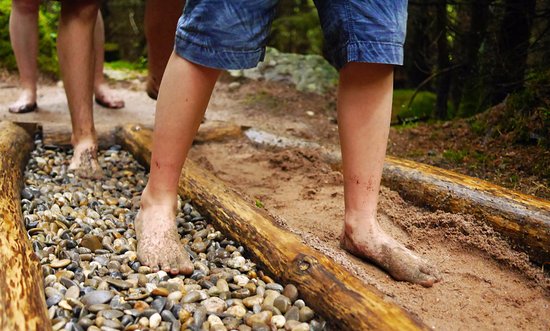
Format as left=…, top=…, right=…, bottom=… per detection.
left=149, top=313, right=162, bottom=328
left=290, top=322, right=310, bottom=331
left=81, top=290, right=114, bottom=307
left=282, top=284, right=298, bottom=303
left=299, top=306, right=315, bottom=322
left=80, top=234, right=103, bottom=251
left=284, top=306, right=300, bottom=321
left=50, top=259, right=71, bottom=268
left=182, top=291, right=202, bottom=303
left=271, top=315, right=286, bottom=328
left=202, top=297, right=226, bottom=313
left=245, top=311, right=272, bottom=326
left=105, top=277, right=133, bottom=290
left=226, top=305, right=247, bottom=318
left=243, top=295, right=263, bottom=308
left=273, top=295, right=291, bottom=314
left=151, top=287, right=169, bottom=297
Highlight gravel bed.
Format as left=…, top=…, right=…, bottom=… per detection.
left=22, top=140, right=326, bottom=331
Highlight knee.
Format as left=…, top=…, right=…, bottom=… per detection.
left=11, top=0, right=40, bottom=15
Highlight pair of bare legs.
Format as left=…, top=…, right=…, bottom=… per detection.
left=135, top=53, right=441, bottom=287
left=8, top=1, right=123, bottom=113
left=10, top=0, right=183, bottom=175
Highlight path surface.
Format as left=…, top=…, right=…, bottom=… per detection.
left=1, top=75, right=549, bottom=330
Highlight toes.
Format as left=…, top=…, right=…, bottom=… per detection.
left=415, top=272, right=437, bottom=288
left=177, top=252, right=193, bottom=275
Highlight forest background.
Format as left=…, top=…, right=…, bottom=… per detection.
left=0, top=0, right=548, bottom=197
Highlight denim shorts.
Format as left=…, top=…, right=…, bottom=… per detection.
left=174, top=0, right=408, bottom=70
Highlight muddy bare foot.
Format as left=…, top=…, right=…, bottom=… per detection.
left=94, top=84, right=125, bottom=109
left=68, top=143, right=104, bottom=179
left=341, top=222, right=441, bottom=287
left=134, top=207, right=193, bottom=275
left=9, top=89, right=37, bottom=114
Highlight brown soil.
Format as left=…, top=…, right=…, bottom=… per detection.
left=1, top=71, right=549, bottom=330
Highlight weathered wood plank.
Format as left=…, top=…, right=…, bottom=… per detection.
left=382, top=156, right=550, bottom=265
left=0, top=121, right=51, bottom=331
left=116, top=124, right=428, bottom=331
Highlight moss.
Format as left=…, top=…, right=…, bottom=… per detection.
left=0, top=0, right=60, bottom=76
left=393, top=90, right=438, bottom=123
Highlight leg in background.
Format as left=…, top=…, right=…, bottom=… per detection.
left=338, top=62, right=440, bottom=287
left=58, top=0, right=103, bottom=178
left=93, top=10, right=124, bottom=109
left=144, top=0, right=185, bottom=100
left=8, top=0, right=39, bottom=113
left=135, top=53, right=221, bottom=274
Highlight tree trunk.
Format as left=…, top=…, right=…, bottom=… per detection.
left=435, top=0, right=451, bottom=119
left=452, top=0, right=491, bottom=117
left=489, top=0, right=536, bottom=104
left=116, top=124, right=429, bottom=331
left=0, top=122, right=51, bottom=331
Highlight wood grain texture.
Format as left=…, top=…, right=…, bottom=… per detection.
left=0, top=121, right=51, bottom=331
left=117, top=124, right=428, bottom=331
left=382, top=155, right=550, bottom=265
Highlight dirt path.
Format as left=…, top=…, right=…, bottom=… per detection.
left=1, top=74, right=549, bottom=330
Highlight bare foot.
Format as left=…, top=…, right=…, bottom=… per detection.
left=134, top=205, right=193, bottom=275
left=94, top=84, right=125, bottom=109
left=340, top=220, right=441, bottom=287
left=68, top=143, right=104, bottom=179
left=9, top=89, right=37, bottom=114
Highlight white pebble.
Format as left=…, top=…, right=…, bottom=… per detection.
left=149, top=313, right=162, bottom=328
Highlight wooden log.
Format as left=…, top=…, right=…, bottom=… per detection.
left=194, top=121, right=243, bottom=143
left=0, top=122, right=51, bottom=331
left=43, top=122, right=242, bottom=148
left=243, top=128, right=550, bottom=265
left=42, top=124, right=117, bottom=148
left=382, top=156, right=550, bottom=265
left=116, top=124, right=428, bottom=331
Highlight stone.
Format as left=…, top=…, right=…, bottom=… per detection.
left=243, top=295, right=263, bottom=308
left=273, top=296, right=291, bottom=314
left=149, top=313, right=162, bottom=328
left=284, top=306, right=300, bottom=321
left=271, top=315, right=286, bottom=328
left=299, top=306, right=315, bottom=322
left=226, top=305, right=247, bottom=318
left=202, top=297, right=226, bottom=314
left=80, top=234, right=103, bottom=251
left=80, top=290, right=114, bottom=307
left=282, top=284, right=298, bottom=303
left=245, top=311, right=272, bottom=327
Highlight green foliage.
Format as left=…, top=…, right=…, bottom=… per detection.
left=393, top=89, right=443, bottom=123
left=442, top=149, right=469, bottom=163
left=0, top=0, right=60, bottom=76
left=269, top=2, right=323, bottom=55
left=501, top=71, right=550, bottom=146
left=105, top=58, right=147, bottom=72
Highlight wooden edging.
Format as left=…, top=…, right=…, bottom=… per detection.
left=116, top=124, right=428, bottom=331
left=0, top=121, right=51, bottom=331
left=382, top=156, right=550, bottom=265
left=244, top=128, right=550, bottom=265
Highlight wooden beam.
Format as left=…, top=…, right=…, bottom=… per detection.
left=0, top=121, right=51, bottom=331
left=382, top=156, right=550, bottom=265
left=243, top=128, right=550, bottom=265
left=42, top=124, right=117, bottom=148
left=116, top=124, right=428, bottom=331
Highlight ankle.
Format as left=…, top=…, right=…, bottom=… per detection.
left=140, top=186, right=178, bottom=213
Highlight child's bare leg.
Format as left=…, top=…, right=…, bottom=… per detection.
left=58, top=0, right=102, bottom=178
left=136, top=53, right=220, bottom=274
left=144, top=0, right=185, bottom=100
left=338, top=62, right=440, bottom=287
left=8, top=0, right=39, bottom=113
left=93, top=11, right=124, bottom=109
